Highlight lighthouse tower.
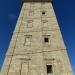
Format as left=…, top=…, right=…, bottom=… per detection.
left=0, top=0, right=73, bottom=75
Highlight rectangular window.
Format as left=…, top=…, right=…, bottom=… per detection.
left=43, top=35, right=51, bottom=46
left=24, top=35, right=32, bottom=46
left=42, top=10, right=47, bottom=17
left=30, top=3, right=34, bottom=10
left=47, top=65, right=53, bottom=73
left=29, top=10, right=34, bottom=16
left=27, top=20, right=33, bottom=28
left=43, top=35, right=50, bottom=43
left=42, top=20, right=48, bottom=28
left=42, top=11, right=45, bottom=15
left=21, top=63, right=28, bottom=75
left=44, top=37, right=49, bottom=42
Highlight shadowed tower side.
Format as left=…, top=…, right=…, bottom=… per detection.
left=0, top=0, right=73, bottom=75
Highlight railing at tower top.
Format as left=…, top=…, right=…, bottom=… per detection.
left=23, top=0, right=52, bottom=2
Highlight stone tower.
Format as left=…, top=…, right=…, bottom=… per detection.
left=0, top=0, right=73, bottom=75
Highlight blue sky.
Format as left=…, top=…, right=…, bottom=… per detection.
left=0, top=0, right=75, bottom=74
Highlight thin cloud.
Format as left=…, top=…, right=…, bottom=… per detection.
left=8, top=13, right=17, bottom=20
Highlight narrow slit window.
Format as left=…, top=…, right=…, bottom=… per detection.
left=47, top=65, right=53, bottom=73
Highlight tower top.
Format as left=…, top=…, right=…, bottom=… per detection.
left=23, top=0, right=52, bottom=2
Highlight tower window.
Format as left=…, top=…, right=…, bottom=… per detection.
left=42, top=11, right=45, bottom=15
left=47, top=65, right=53, bottom=73
left=29, top=10, right=34, bottom=16
left=30, top=3, right=34, bottom=10
left=43, top=35, right=51, bottom=45
left=42, top=20, right=48, bottom=28
left=44, top=38, right=49, bottom=42
left=27, top=20, right=33, bottom=28
left=24, top=35, right=32, bottom=46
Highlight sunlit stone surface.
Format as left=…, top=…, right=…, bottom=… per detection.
left=0, top=0, right=73, bottom=75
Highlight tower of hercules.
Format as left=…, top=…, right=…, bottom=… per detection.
left=0, top=0, right=73, bottom=75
